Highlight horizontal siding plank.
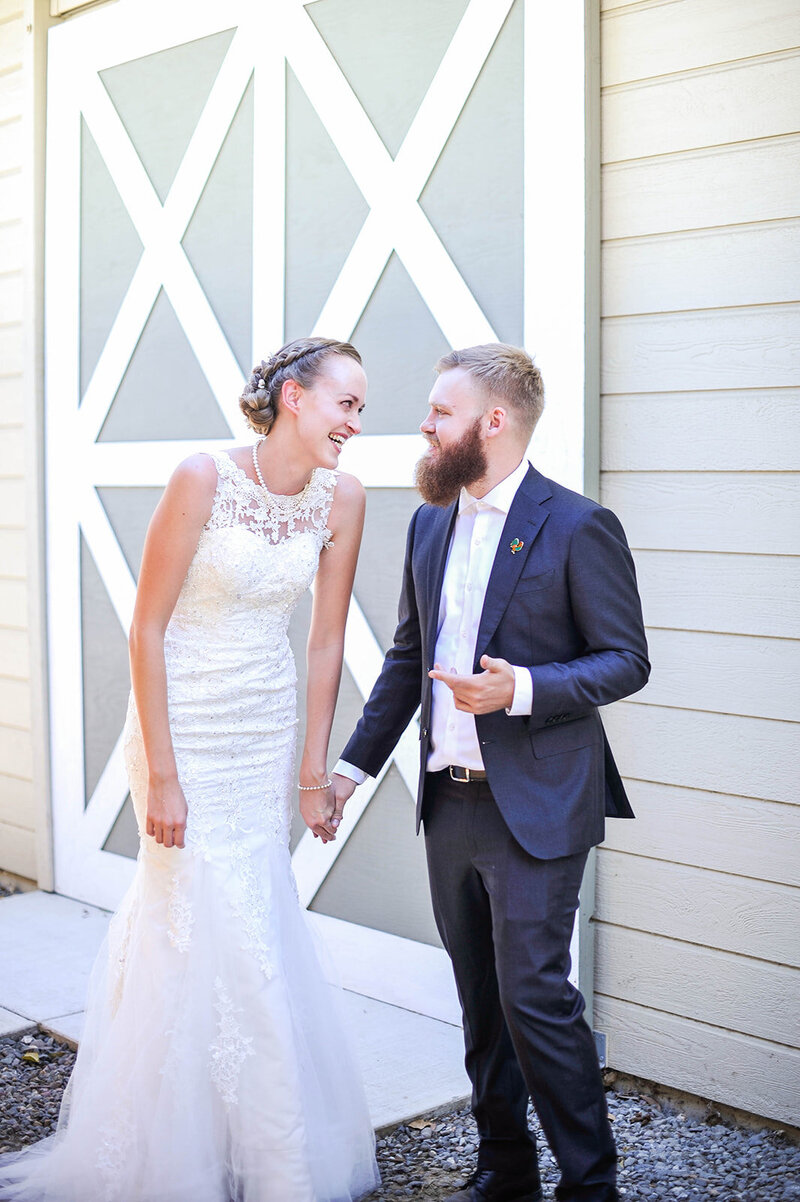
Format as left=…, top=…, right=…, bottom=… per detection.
left=0, top=16, right=23, bottom=74
left=0, top=673, right=28, bottom=726
left=600, top=0, right=646, bottom=10
left=602, top=779, right=800, bottom=887
left=0, top=476, right=24, bottom=524
left=631, top=550, right=800, bottom=640
left=595, top=995, right=800, bottom=1125
left=0, top=819, right=36, bottom=881
left=0, top=529, right=26, bottom=576
left=636, top=628, right=800, bottom=723
left=0, top=769, right=33, bottom=827
left=601, top=391, right=800, bottom=472
left=602, top=136, right=800, bottom=239
left=0, top=723, right=32, bottom=780
left=0, top=65, right=22, bottom=126
left=602, top=701, right=797, bottom=805
left=0, top=677, right=29, bottom=728
left=0, top=320, right=22, bottom=374
left=595, top=925, right=799, bottom=1047
left=0, top=116, right=22, bottom=176
left=0, top=425, right=23, bottom=475
left=602, top=0, right=800, bottom=87
left=0, top=269, right=23, bottom=325
left=0, top=373, right=22, bottom=425
left=601, top=472, right=800, bottom=555
left=0, top=627, right=28, bottom=677
left=603, top=220, right=800, bottom=315
left=0, top=221, right=23, bottom=275
left=603, top=52, right=800, bottom=163
left=0, top=170, right=22, bottom=226
left=595, top=848, right=799, bottom=966
left=0, top=577, right=26, bottom=627
left=601, top=304, right=800, bottom=395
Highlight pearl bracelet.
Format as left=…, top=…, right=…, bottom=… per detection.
left=298, top=778, right=332, bottom=791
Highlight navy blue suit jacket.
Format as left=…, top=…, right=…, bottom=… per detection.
left=342, top=465, right=650, bottom=859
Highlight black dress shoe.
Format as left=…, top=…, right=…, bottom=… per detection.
left=444, top=1166, right=544, bottom=1202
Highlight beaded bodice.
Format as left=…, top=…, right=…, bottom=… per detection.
left=165, top=451, right=336, bottom=652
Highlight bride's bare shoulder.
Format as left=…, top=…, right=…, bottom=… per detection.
left=160, top=454, right=221, bottom=520
left=330, top=471, right=365, bottom=515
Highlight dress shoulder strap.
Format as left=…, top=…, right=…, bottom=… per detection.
left=203, top=451, right=243, bottom=530
left=308, top=468, right=338, bottom=548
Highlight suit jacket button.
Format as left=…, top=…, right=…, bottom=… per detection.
left=421, top=727, right=428, bottom=738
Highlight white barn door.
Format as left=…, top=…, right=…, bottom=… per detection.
left=45, top=0, right=593, bottom=1021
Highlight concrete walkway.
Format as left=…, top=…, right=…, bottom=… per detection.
left=0, top=890, right=469, bottom=1131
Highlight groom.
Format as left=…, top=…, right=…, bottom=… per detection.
left=332, top=344, right=649, bottom=1202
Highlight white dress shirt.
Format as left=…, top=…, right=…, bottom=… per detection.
left=336, top=458, right=533, bottom=785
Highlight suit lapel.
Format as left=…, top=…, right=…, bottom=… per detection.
left=425, top=501, right=458, bottom=658
left=475, top=466, right=552, bottom=658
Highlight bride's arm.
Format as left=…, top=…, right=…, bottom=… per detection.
left=299, top=472, right=365, bottom=840
left=129, top=454, right=217, bottom=848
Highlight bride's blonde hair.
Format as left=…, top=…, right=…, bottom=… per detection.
left=240, top=337, right=362, bottom=435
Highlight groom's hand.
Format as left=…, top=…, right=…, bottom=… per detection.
left=429, top=655, right=515, bottom=714
left=331, top=773, right=357, bottom=831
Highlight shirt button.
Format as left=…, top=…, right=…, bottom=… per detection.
left=448, top=722, right=455, bottom=731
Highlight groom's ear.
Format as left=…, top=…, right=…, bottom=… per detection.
left=485, top=405, right=507, bottom=437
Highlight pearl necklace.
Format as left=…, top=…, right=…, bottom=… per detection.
left=251, top=439, right=314, bottom=507
left=252, top=439, right=268, bottom=491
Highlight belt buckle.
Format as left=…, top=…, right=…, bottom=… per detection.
left=449, top=765, right=471, bottom=783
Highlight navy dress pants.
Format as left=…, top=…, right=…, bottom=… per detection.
left=422, top=770, right=619, bottom=1202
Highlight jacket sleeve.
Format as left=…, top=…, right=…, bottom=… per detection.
left=529, top=505, right=650, bottom=729
left=341, top=507, right=426, bottom=776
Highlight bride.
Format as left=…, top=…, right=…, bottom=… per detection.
left=0, top=337, right=380, bottom=1201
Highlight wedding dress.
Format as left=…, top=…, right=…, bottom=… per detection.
left=0, top=452, right=380, bottom=1202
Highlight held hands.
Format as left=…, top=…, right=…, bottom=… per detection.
left=299, top=783, right=339, bottom=843
left=145, top=776, right=188, bottom=849
left=429, top=654, right=515, bottom=714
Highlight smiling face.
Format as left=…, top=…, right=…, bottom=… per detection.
left=415, top=367, right=490, bottom=505
left=294, top=353, right=367, bottom=467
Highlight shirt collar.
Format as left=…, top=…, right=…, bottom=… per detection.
left=458, top=458, right=530, bottom=516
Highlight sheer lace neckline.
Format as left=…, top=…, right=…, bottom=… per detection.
left=222, top=450, right=317, bottom=508
left=205, top=450, right=336, bottom=547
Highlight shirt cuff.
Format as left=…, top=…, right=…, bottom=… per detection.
left=334, top=759, right=370, bottom=786
left=505, top=666, right=533, bottom=716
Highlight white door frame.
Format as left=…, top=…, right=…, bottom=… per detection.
left=45, top=0, right=593, bottom=1024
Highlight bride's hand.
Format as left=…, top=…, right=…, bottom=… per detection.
left=145, top=776, right=188, bottom=849
left=299, top=784, right=338, bottom=843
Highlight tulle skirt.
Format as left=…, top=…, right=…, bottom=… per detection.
left=0, top=828, right=379, bottom=1202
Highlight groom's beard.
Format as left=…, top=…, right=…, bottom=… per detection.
left=414, top=417, right=489, bottom=507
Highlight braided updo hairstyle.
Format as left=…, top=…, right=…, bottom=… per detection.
left=239, top=337, right=362, bottom=436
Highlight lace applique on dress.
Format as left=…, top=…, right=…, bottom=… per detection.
left=108, top=904, right=135, bottom=1016
left=209, top=976, right=254, bottom=1110
left=205, top=451, right=337, bottom=546
left=167, top=872, right=193, bottom=953
left=96, top=1101, right=136, bottom=1201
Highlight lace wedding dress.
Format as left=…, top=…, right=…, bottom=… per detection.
left=0, top=452, right=380, bottom=1202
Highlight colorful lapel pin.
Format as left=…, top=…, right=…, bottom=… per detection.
left=510, top=538, right=524, bottom=554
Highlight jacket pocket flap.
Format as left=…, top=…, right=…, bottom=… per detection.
left=531, top=717, right=597, bottom=758
left=515, top=569, right=555, bottom=595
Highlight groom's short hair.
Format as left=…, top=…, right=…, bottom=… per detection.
left=435, top=343, right=545, bottom=439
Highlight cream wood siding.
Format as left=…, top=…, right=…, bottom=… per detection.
left=0, top=2, right=37, bottom=882
left=597, top=0, right=800, bottom=1124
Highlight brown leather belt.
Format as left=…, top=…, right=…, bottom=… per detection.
left=448, top=765, right=488, bottom=783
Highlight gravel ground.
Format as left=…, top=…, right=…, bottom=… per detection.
left=1, top=1028, right=797, bottom=1199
